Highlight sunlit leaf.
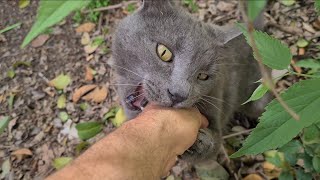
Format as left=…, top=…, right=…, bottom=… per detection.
left=58, top=111, right=69, bottom=122
left=22, top=0, right=90, bottom=47
left=57, top=94, right=66, bottom=109
left=19, top=0, right=30, bottom=9
left=49, top=74, right=71, bottom=90
left=76, top=122, right=103, bottom=141
left=243, top=84, right=269, bottom=104
left=52, top=157, right=73, bottom=170
left=111, top=108, right=127, bottom=127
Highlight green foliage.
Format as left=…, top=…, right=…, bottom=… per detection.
left=183, top=0, right=198, bottom=13
left=315, top=0, right=320, bottom=13
left=0, top=22, right=21, bottom=34
left=237, top=23, right=292, bottom=70
left=126, top=4, right=136, bottom=14
left=0, top=116, right=10, bottom=135
left=21, top=0, right=90, bottom=48
left=52, top=157, right=73, bottom=170
left=243, top=83, right=268, bottom=104
left=247, top=0, right=266, bottom=21
left=74, top=0, right=110, bottom=23
left=231, top=78, right=320, bottom=158
left=76, top=122, right=103, bottom=141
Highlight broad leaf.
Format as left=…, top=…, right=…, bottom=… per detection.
left=279, top=140, right=302, bottom=154
left=21, top=0, right=90, bottom=47
left=302, top=124, right=320, bottom=145
left=247, top=0, right=266, bottom=21
left=237, top=23, right=292, bottom=70
left=0, top=116, right=10, bottom=135
left=279, top=172, right=294, bottom=180
left=295, top=169, right=313, bottom=180
left=231, top=78, right=320, bottom=158
left=243, top=84, right=268, bottom=104
left=76, top=122, right=102, bottom=141
left=49, top=74, right=71, bottom=90
left=52, top=157, right=73, bottom=170
left=295, top=59, right=320, bottom=69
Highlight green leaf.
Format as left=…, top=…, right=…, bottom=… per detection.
left=0, top=22, right=21, bottom=34
left=295, top=59, right=320, bottom=69
left=247, top=0, right=266, bottom=21
left=0, top=116, right=10, bottom=135
left=52, top=157, right=73, bottom=170
left=281, top=0, right=296, bottom=6
left=57, top=94, right=66, bottom=109
left=297, top=38, right=309, bottom=48
left=103, top=107, right=119, bottom=122
left=21, top=0, right=90, bottom=48
left=302, top=124, right=320, bottom=145
left=237, top=23, right=292, bottom=70
left=315, top=0, right=320, bottom=13
left=279, top=140, right=302, bottom=154
left=8, top=94, right=15, bottom=111
left=0, top=159, right=11, bottom=179
left=243, top=84, right=268, bottom=104
left=295, top=169, right=313, bottom=180
left=279, top=171, right=294, bottom=180
left=19, top=0, right=30, bottom=9
left=300, top=152, right=314, bottom=171
left=111, top=108, right=127, bottom=127
left=79, top=102, right=89, bottom=111
left=58, top=111, right=69, bottom=122
left=75, top=142, right=90, bottom=155
left=266, top=153, right=284, bottom=167
left=7, top=69, right=16, bottom=79
left=313, top=156, right=320, bottom=173
left=49, top=74, right=71, bottom=90
left=231, top=79, right=320, bottom=158
left=76, top=122, right=103, bottom=141
left=13, top=61, right=31, bottom=68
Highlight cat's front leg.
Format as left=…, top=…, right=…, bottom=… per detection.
left=180, top=128, right=221, bottom=163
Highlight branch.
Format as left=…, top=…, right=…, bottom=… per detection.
left=239, top=0, right=300, bottom=120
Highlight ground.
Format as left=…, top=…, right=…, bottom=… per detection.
left=0, top=0, right=319, bottom=179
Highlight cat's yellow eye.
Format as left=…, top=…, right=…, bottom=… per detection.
left=198, top=73, right=209, bottom=81
left=157, top=44, right=173, bottom=62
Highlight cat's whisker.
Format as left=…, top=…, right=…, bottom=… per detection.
left=110, top=84, right=140, bottom=87
left=201, top=95, right=232, bottom=107
left=200, top=97, right=223, bottom=113
left=109, top=64, right=145, bottom=80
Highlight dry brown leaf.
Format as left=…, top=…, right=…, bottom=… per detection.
left=262, top=162, right=281, bottom=179
left=11, top=148, right=33, bottom=161
left=85, top=66, right=94, bottom=81
left=243, top=174, right=263, bottom=180
left=82, top=86, right=108, bottom=103
left=81, top=32, right=91, bottom=45
left=84, top=44, right=99, bottom=54
left=298, top=48, right=305, bottom=56
left=86, top=54, right=94, bottom=61
left=31, top=34, right=50, bottom=48
left=76, top=22, right=96, bottom=33
left=72, top=85, right=97, bottom=103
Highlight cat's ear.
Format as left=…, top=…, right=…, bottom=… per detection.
left=220, top=27, right=242, bottom=45
left=142, top=0, right=172, bottom=10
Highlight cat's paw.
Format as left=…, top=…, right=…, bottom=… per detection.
left=180, top=129, right=221, bottom=162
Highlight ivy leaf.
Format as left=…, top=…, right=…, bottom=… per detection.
left=231, top=78, right=320, bottom=158
left=247, top=0, right=266, bottom=21
left=52, top=157, right=73, bottom=170
left=0, top=116, right=10, bottom=135
left=21, top=0, right=90, bottom=48
left=243, top=84, right=268, bottom=104
left=237, top=23, right=292, bottom=70
left=76, top=122, right=102, bottom=141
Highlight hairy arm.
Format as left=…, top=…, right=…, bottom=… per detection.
left=46, top=106, right=208, bottom=180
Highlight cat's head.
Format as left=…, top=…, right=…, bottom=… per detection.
left=112, top=0, right=242, bottom=110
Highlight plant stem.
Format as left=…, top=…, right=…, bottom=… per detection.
left=239, top=0, right=300, bottom=120
left=83, top=1, right=139, bottom=13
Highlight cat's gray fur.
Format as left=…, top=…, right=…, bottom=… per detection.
left=111, top=0, right=270, bottom=162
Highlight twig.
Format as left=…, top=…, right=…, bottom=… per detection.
left=223, top=129, right=253, bottom=139
left=83, top=1, right=139, bottom=13
left=239, top=0, right=300, bottom=120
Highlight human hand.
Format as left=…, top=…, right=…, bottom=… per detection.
left=131, top=104, right=208, bottom=177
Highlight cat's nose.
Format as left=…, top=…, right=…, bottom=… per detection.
left=167, top=89, right=187, bottom=105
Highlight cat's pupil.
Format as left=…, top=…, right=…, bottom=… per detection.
left=161, top=50, right=166, bottom=57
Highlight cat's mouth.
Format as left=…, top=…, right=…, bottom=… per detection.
left=126, top=84, right=148, bottom=111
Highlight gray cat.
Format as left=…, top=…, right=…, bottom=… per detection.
left=111, top=0, right=269, bottom=162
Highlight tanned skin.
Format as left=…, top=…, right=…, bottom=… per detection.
left=46, top=105, right=208, bottom=180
